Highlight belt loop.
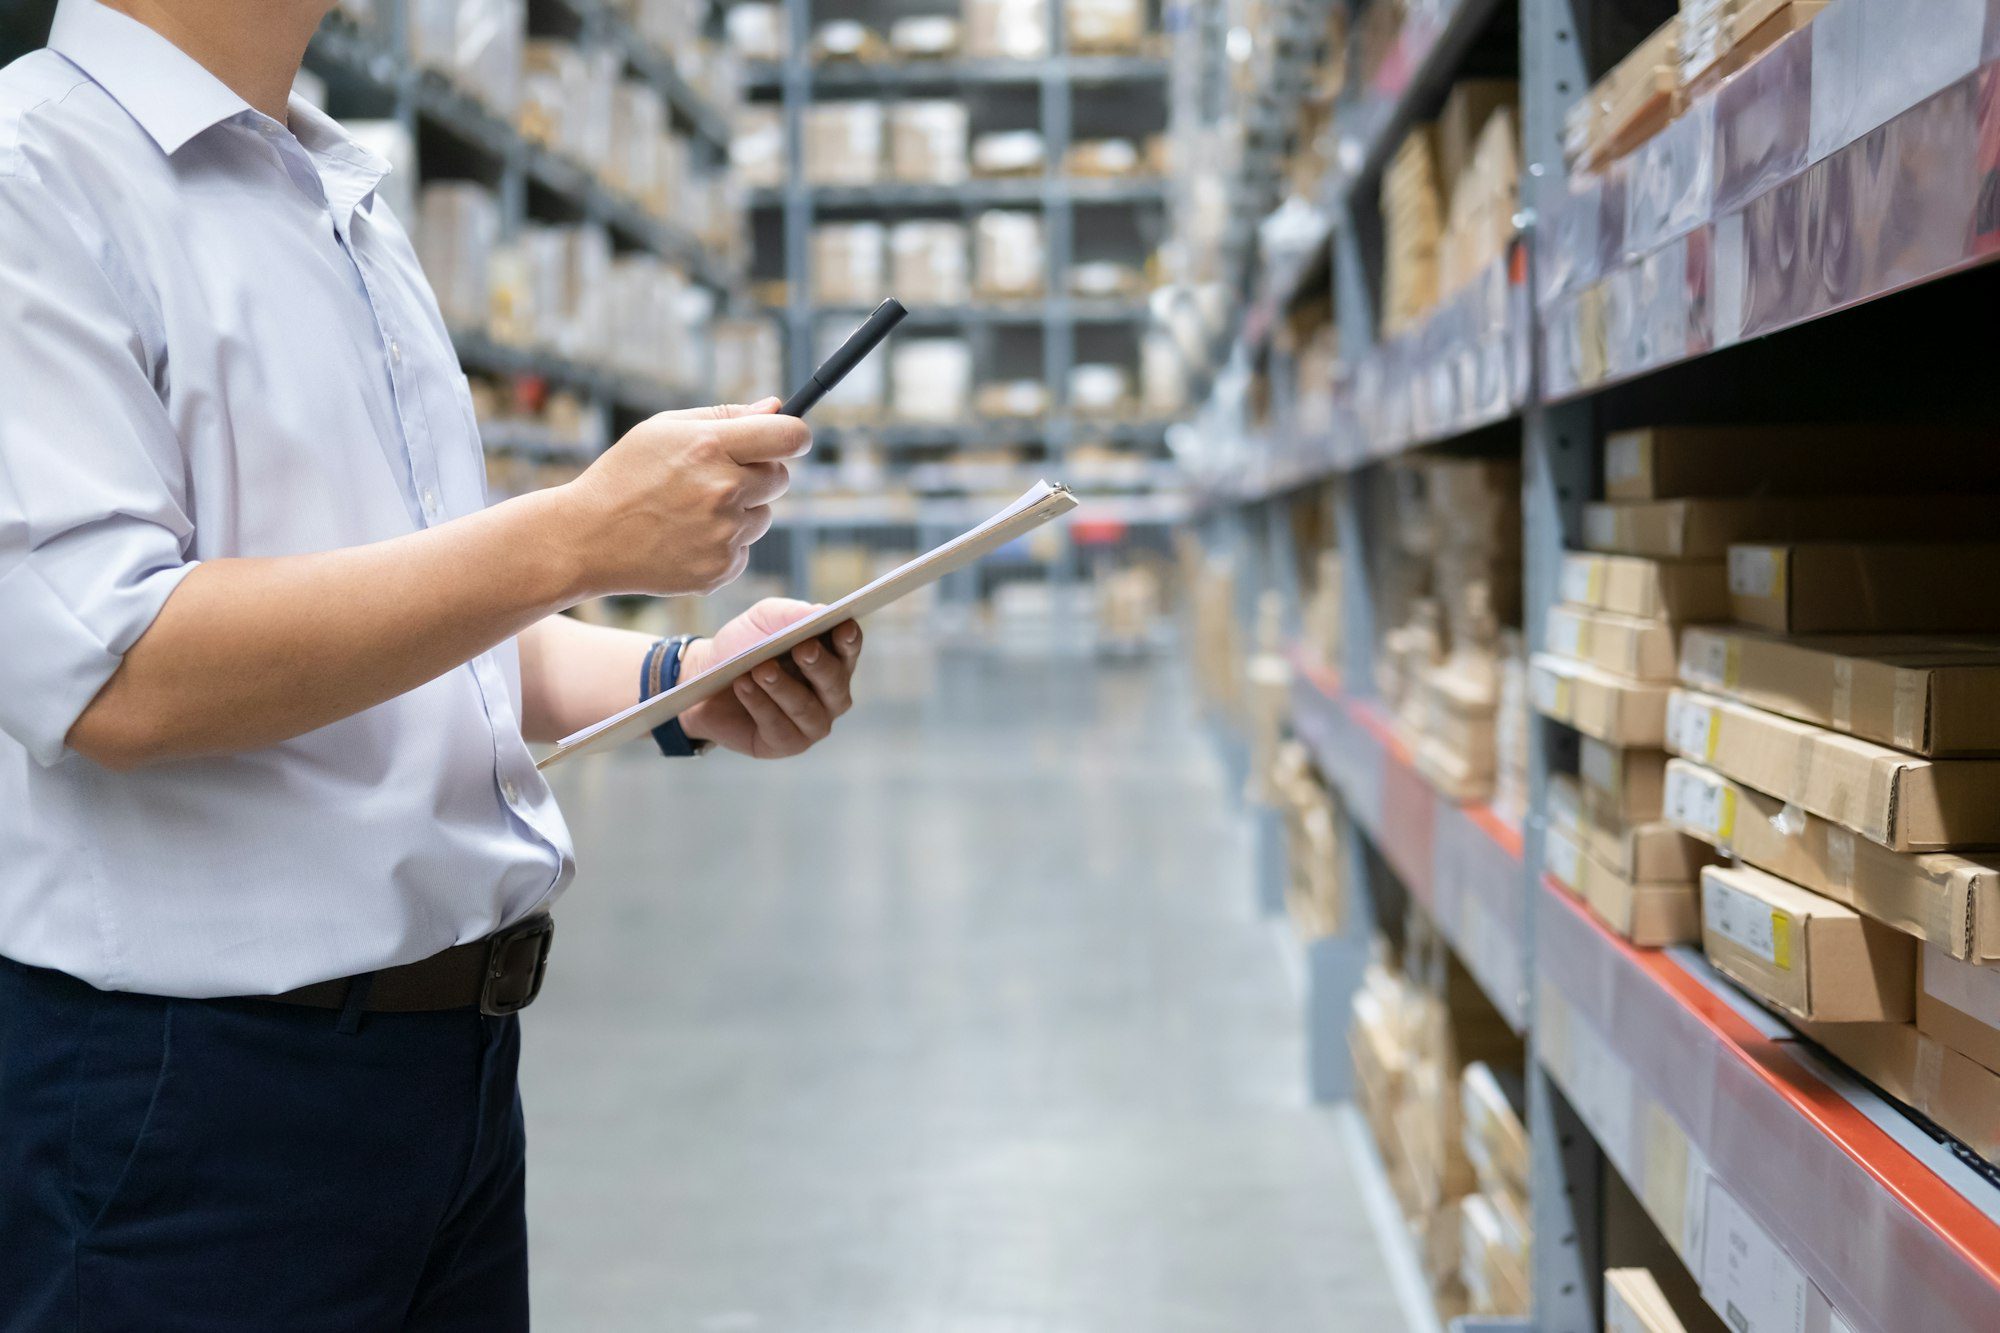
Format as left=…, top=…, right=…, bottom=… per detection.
left=335, top=972, right=376, bottom=1035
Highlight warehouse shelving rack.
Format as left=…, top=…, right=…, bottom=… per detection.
left=304, top=0, right=742, bottom=442
left=1188, top=1, right=2000, bottom=1330
left=745, top=0, right=1184, bottom=615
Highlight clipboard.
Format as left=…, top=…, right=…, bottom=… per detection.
left=538, top=480, right=1078, bottom=767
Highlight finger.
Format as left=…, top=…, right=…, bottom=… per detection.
left=749, top=661, right=832, bottom=741
left=737, top=504, right=774, bottom=546
left=739, top=460, right=790, bottom=508
left=655, top=397, right=780, bottom=422
left=792, top=636, right=853, bottom=715
left=733, top=675, right=806, bottom=753
left=830, top=619, right=863, bottom=667
left=715, top=413, right=812, bottom=463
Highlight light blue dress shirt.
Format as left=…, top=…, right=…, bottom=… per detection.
left=0, top=0, right=575, bottom=997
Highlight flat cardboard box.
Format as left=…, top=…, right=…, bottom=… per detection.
left=1679, top=627, right=2000, bottom=755
left=1546, top=604, right=1677, bottom=680
left=1548, top=826, right=1700, bottom=946
left=1605, top=1267, right=1721, bottom=1333
left=1663, top=758, right=2000, bottom=960
left=1580, top=736, right=1668, bottom=823
left=1459, top=1063, right=1528, bottom=1196
left=1600, top=424, right=2000, bottom=501
left=1531, top=653, right=1670, bottom=746
left=1916, top=945, right=2000, bottom=1076
left=1559, top=551, right=1729, bottom=622
left=1797, top=1018, right=2000, bottom=1164
left=1550, top=775, right=1715, bottom=881
left=1580, top=494, right=1997, bottom=559
left=1666, top=688, right=2000, bottom=852
left=1727, top=542, right=2000, bottom=634
left=1700, top=863, right=1915, bottom=1022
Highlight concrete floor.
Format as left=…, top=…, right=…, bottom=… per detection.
left=525, top=640, right=1405, bottom=1331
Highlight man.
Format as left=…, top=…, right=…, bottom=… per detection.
left=0, top=0, right=863, bottom=1326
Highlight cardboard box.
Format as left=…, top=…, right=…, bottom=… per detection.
left=1546, top=604, right=1677, bottom=680
left=1550, top=774, right=1715, bottom=881
left=1559, top=551, right=1730, bottom=622
left=1916, top=945, right=2000, bottom=1076
left=1667, top=688, right=2000, bottom=851
left=810, top=221, right=885, bottom=306
left=1580, top=737, right=1669, bottom=824
left=803, top=102, right=884, bottom=186
left=1460, top=1062, right=1528, bottom=1196
left=887, top=101, right=968, bottom=184
left=1580, top=494, right=1995, bottom=559
left=1605, top=1267, right=1710, bottom=1333
left=1727, top=542, right=2000, bottom=634
left=888, top=221, right=970, bottom=305
left=1797, top=1018, right=2000, bottom=1164
left=1700, top=863, right=1916, bottom=1022
left=1601, top=424, right=2000, bottom=501
left=1530, top=653, right=1670, bottom=745
left=1547, top=825, right=1700, bottom=946
left=1663, top=758, right=2000, bottom=960
left=1459, top=1193, right=1529, bottom=1317
left=1679, top=627, right=2000, bottom=756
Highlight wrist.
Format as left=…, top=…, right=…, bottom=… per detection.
left=676, top=638, right=716, bottom=740
left=524, top=483, right=601, bottom=606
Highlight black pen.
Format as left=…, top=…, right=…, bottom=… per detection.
left=780, top=299, right=907, bottom=418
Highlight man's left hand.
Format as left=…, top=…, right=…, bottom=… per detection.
left=677, top=599, right=864, bottom=758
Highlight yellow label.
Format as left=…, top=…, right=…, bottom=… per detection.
left=1705, top=713, right=1720, bottom=763
left=1555, top=678, right=1574, bottom=716
left=1771, top=912, right=1792, bottom=971
left=1723, top=639, right=1741, bottom=689
left=1587, top=563, right=1605, bottom=603
left=1718, top=788, right=1737, bottom=842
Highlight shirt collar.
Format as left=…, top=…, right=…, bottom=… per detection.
left=285, top=92, right=392, bottom=221
left=48, top=0, right=256, bottom=155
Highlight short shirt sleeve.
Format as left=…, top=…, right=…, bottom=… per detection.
left=0, top=173, right=198, bottom=764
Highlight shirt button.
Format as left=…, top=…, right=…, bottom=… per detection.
left=420, top=486, right=439, bottom=518
left=389, top=338, right=402, bottom=365
left=502, top=779, right=521, bottom=804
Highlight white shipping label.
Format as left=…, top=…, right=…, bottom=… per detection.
left=1560, top=555, right=1598, bottom=607
left=1699, top=1183, right=1810, bottom=1333
left=1669, top=694, right=1718, bottom=759
left=1704, top=876, right=1788, bottom=968
left=1681, top=629, right=1731, bottom=688
left=1666, top=764, right=1732, bottom=845
left=1547, top=828, right=1583, bottom=889
left=1605, top=433, right=1644, bottom=483
left=1729, top=545, right=1781, bottom=597
left=1549, top=609, right=1586, bottom=659
left=1922, top=943, right=2000, bottom=1027
left=1583, top=508, right=1617, bottom=551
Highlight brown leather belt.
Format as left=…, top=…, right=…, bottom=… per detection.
left=264, top=914, right=554, bottom=1016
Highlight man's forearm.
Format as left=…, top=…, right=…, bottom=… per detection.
left=516, top=614, right=657, bottom=744
left=67, top=488, right=587, bottom=769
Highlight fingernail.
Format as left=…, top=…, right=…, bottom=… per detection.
left=798, top=642, right=819, bottom=665
left=736, top=679, right=755, bottom=698
left=759, top=666, right=780, bottom=684
left=842, top=626, right=859, bottom=645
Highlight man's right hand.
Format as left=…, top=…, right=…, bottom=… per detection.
left=557, top=397, right=810, bottom=599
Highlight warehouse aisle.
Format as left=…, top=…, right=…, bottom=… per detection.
left=525, top=639, right=1406, bottom=1331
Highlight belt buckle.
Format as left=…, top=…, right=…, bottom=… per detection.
left=480, top=914, right=554, bottom=1016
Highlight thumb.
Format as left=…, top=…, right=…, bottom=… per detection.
left=742, top=598, right=822, bottom=635
left=655, top=397, right=781, bottom=422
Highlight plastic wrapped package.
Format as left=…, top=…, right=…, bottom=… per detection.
left=1140, top=329, right=1186, bottom=417
left=447, top=0, right=526, bottom=116
left=974, top=379, right=1049, bottom=418
left=889, top=102, right=969, bottom=184
left=971, top=130, right=1045, bottom=177
left=811, top=222, right=888, bottom=306
left=519, top=42, right=615, bottom=171
left=973, top=211, right=1045, bottom=298
left=804, top=102, right=885, bottom=186
left=812, top=20, right=885, bottom=61
left=725, top=2, right=785, bottom=62
left=521, top=224, right=611, bottom=359
left=731, top=105, right=786, bottom=190
left=891, top=339, right=974, bottom=421
left=414, top=182, right=499, bottom=332
left=963, top=0, right=1048, bottom=59
left=1070, top=260, right=1140, bottom=298
left=889, top=16, right=960, bottom=58
left=713, top=319, right=783, bottom=406
left=889, top=222, right=971, bottom=304
left=605, top=257, right=710, bottom=387
left=1065, top=137, right=1141, bottom=177
left=1068, top=363, right=1131, bottom=415
left=1065, top=0, right=1145, bottom=55
left=812, top=317, right=885, bottom=418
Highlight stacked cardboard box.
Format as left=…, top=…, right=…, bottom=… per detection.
left=1064, top=0, right=1146, bottom=55
left=963, top=0, right=1047, bottom=59
left=1679, top=0, right=1827, bottom=97
left=1373, top=458, right=1520, bottom=803
left=1350, top=954, right=1524, bottom=1322
left=889, top=339, right=973, bottom=422
left=811, top=222, right=888, bottom=306
left=1563, top=16, right=1680, bottom=170
left=1457, top=1062, right=1530, bottom=1317
left=888, top=222, right=970, bottom=305
left=1381, top=127, right=1443, bottom=337
left=973, top=211, right=1046, bottom=299
left=1270, top=741, right=1349, bottom=938
left=1435, top=82, right=1519, bottom=302
left=804, top=102, right=886, bottom=186
left=888, top=102, right=969, bottom=184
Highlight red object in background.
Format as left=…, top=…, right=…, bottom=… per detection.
left=1070, top=518, right=1128, bottom=545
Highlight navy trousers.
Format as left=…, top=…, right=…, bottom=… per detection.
left=0, top=956, right=528, bottom=1331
